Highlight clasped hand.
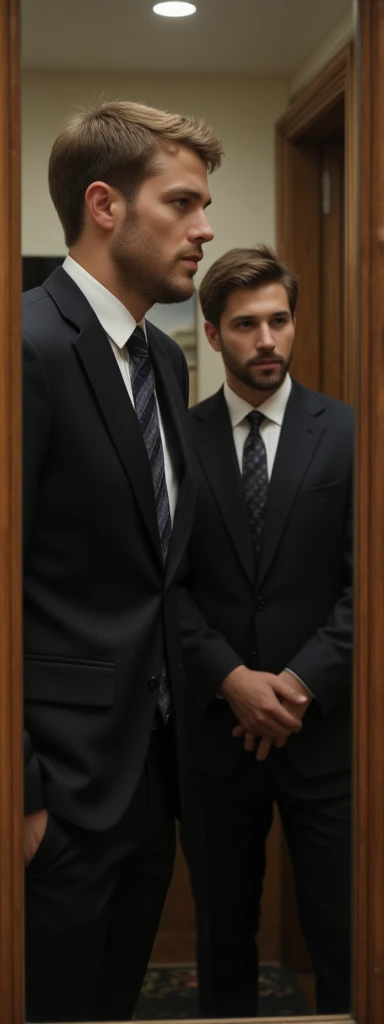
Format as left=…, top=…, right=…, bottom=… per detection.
left=219, top=666, right=310, bottom=762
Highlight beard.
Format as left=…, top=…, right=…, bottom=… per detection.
left=110, top=210, right=197, bottom=307
left=220, top=341, right=293, bottom=392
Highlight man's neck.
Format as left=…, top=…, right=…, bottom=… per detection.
left=68, top=248, right=148, bottom=322
left=226, top=373, right=286, bottom=409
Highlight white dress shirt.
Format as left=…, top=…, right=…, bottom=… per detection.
left=63, top=255, right=178, bottom=523
left=223, top=375, right=309, bottom=694
left=223, top=374, right=292, bottom=478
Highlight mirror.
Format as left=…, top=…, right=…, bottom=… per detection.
left=5, top=0, right=384, bottom=1022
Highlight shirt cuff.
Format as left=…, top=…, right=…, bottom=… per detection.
left=284, top=667, right=315, bottom=700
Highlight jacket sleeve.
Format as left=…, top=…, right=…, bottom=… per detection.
left=23, top=335, right=51, bottom=812
left=178, top=567, right=243, bottom=711
left=286, top=489, right=353, bottom=716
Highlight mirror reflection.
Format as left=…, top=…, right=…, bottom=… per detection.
left=21, top=0, right=356, bottom=1020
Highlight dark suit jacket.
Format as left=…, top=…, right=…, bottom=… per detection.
left=180, top=381, right=353, bottom=778
left=23, top=266, right=195, bottom=830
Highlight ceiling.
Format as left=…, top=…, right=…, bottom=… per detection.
left=22, top=0, right=352, bottom=75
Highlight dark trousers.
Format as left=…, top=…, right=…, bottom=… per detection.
left=180, top=747, right=351, bottom=1018
left=25, top=724, right=176, bottom=1023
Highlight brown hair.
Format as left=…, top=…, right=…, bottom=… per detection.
left=199, top=245, right=299, bottom=325
left=48, top=99, right=223, bottom=247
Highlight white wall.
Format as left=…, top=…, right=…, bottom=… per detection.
left=22, top=70, right=289, bottom=398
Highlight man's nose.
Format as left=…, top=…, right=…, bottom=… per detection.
left=189, top=212, right=214, bottom=243
left=257, top=324, right=275, bottom=349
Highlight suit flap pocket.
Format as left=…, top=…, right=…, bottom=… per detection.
left=24, top=657, right=115, bottom=707
left=295, top=480, right=344, bottom=505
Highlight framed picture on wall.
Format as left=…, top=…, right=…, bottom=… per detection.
left=147, top=294, right=198, bottom=406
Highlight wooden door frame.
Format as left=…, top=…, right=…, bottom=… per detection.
left=275, top=42, right=357, bottom=977
left=1, top=0, right=384, bottom=1021
left=276, top=42, right=356, bottom=406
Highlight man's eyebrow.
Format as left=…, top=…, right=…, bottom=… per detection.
left=162, top=186, right=212, bottom=208
left=230, top=309, right=290, bottom=323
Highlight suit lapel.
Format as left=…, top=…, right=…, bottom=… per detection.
left=43, top=268, right=164, bottom=567
left=257, top=381, right=327, bottom=587
left=192, top=389, right=255, bottom=587
left=146, top=322, right=195, bottom=589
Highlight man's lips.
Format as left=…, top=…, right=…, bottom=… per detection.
left=180, top=254, right=203, bottom=263
left=250, top=359, right=282, bottom=367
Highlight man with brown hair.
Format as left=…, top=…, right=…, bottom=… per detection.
left=180, top=245, right=353, bottom=1016
left=22, top=99, right=221, bottom=1023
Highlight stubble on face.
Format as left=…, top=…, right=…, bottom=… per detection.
left=110, top=204, right=198, bottom=307
left=220, top=340, right=293, bottom=393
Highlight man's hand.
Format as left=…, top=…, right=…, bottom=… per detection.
left=219, top=666, right=308, bottom=742
left=236, top=671, right=312, bottom=761
left=24, top=808, right=48, bottom=867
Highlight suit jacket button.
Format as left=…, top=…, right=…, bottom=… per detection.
left=256, top=597, right=267, bottom=611
left=148, top=675, right=161, bottom=691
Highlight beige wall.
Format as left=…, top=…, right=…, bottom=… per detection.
left=290, top=4, right=356, bottom=96
left=22, top=70, right=289, bottom=398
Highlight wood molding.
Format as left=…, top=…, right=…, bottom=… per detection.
left=276, top=42, right=356, bottom=405
left=285, top=45, right=351, bottom=136
left=353, top=3, right=384, bottom=1023
left=0, top=0, right=23, bottom=1022
left=102, top=1018, right=350, bottom=1024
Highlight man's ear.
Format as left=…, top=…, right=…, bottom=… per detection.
left=204, top=321, right=221, bottom=352
left=84, top=181, right=122, bottom=233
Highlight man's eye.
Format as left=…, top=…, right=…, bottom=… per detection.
left=174, top=198, right=189, bottom=209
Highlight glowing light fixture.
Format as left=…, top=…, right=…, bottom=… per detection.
left=153, top=2, right=197, bottom=17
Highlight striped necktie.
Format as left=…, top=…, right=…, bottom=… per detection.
left=129, top=325, right=171, bottom=721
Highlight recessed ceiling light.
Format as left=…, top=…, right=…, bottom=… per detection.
left=153, top=2, right=197, bottom=17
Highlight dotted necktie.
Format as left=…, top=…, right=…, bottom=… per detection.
left=242, top=410, right=269, bottom=561
left=129, top=325, right=171, bottom=721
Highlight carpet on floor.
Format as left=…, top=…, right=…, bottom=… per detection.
left=134, top=963, right=312, bottom=1019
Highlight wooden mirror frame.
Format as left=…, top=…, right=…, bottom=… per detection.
left=1, top=0, right=384, bottom=1021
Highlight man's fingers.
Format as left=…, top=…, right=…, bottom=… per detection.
left=256, top=738, right=273, bottom=761
left=232, top=724, right=246, bottom=738
left=243, top=732, right=256, bottom=751
left=232, top=715, right=299, bottom=740
left=273, top=677, right=308, bottom=705
left=272, top=703, right=303, bottom=731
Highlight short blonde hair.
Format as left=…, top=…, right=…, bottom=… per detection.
left=49, top=99, right=223, bottom=246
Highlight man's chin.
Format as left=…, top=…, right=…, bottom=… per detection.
left=247, top=369, right=285, bottom=391
left=158, top=278, right=195, bottom=304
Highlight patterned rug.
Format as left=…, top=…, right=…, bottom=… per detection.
left=134, top=963, right=312, bottom=1019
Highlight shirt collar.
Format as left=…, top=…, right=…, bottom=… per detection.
left=63, top=255, right=147, bottom=347
left=223, top=373, right=292, bottom=429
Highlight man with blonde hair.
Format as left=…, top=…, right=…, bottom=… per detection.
left=23, top=98, right=221, bottom=1022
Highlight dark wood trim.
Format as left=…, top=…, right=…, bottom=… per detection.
left=276, top=43, right=356, bottom=405
left=353, top=2, right=384, bottom=1022
left=286, top=46, right=352, bottom=133
left=0, top=0, right=23, bottom=1022
left=276, top=40, right=357, bottom=977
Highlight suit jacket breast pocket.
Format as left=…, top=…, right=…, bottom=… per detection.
left=294, top=480, right=344, bottom=505
left=24, top=656, right=115, bottom=707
